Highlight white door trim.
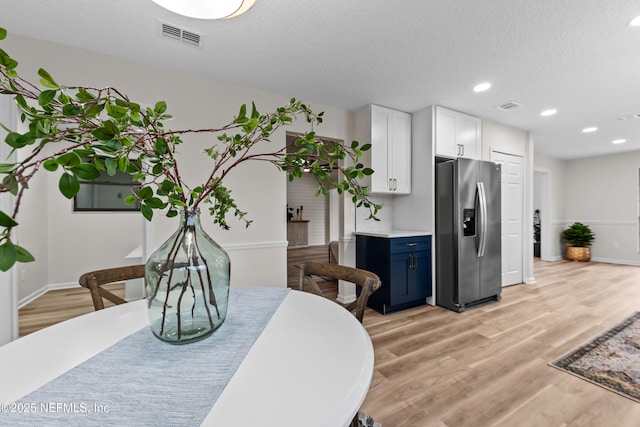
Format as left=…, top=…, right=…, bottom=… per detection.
left=0, top=96, right=19, bottom=344
left=534, top=167, right=553, bottom=261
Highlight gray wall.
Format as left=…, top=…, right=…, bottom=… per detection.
left=534, top=151, right=640, bottom=265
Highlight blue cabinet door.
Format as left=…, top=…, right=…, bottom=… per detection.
left=389, top=253, right=411, bottom=305
left=412, top=250, right=432, bottom=299
left=389, top=250, right=431, bottom=305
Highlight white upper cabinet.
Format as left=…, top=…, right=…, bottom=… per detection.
left=358, top=104, right=411, bottom=194
left=435, top=106, right=482, bottom=159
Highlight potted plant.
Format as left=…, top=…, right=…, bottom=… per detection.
left=0, top=28, right=380, bottom=342
left=561, top=222, right=595, bottom=262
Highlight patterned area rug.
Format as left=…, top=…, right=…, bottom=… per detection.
left=358, top=411, right=383, bottom=427
left=550, top=311, right=640, bottom=403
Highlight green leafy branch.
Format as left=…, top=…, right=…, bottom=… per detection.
left=0, top=27, right=380, bottom=272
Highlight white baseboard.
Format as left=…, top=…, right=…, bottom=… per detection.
left=591, top=257, right=640, bottom=266
left=18, top=282, right=79, bottom=309
left=223, top=240, right=288, bottom=251
left=540, top=256, right=640, bottom=266
left=336, top=293, right=356, bottom=304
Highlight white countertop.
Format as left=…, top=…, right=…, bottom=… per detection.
left=353, top=229, right=432, bottom=238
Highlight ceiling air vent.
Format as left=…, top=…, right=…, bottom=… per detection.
left=496, top=101, right=522, bottom=112
left=181, top=30, right=201, bottom=47
left=161, top=23, right=201, bottom=47
left=617, top=113, right=640, bottom=121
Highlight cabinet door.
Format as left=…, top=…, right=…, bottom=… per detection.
left=435, top=106, right=459, bottom=158
left=435, top=106, right=482, bottom=159
left=370, top=105, right=391, bottom=193
left=389, top=253, right=412, bottom=305
left=390, top=250, right=431, bottom=305
left=457, top=112, right=481, bottom=159
left=409, top=250, right=431, bottom=299
left=391, top=110, right=411, bottom=194
left=369, top=105, right=412, bottom=194
left=296, top=222, right=308, bottom=246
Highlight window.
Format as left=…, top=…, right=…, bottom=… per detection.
left=74, top=169, right=140, bottom=212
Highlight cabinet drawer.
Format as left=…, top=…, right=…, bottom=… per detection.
left=389, top=236, right=431, bottom=254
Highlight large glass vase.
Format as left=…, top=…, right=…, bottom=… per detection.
left=145, top=208, right=230, bottom=344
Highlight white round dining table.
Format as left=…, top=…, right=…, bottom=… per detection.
left=0, top=289, right=374, bottom=427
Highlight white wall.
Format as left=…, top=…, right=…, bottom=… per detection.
left=4, top=34, right=355, bottom=298
left=286, top=173, right=328, bottom=246
left=393, top=106, right=434, bottom=233
left=483, top=119, right=529, bottom=159
left=563, top=151, right=640, bottom=265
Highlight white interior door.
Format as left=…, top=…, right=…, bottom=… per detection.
left=491, top=151, right=524, bottom=286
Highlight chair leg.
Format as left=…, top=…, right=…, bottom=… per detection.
left=350, top=412, right=359, bottom=427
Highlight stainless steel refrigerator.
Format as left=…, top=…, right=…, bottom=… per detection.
left=435, top=158, right=502, bottom=312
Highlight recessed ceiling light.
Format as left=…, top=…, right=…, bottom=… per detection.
left=473, top=82, right=492, bottom=92
left=629, top=15, right=640, bottom=27
left=151, top=0, right=256, bottom=19
left=612, top=139, right=627, bottom=144
left=582, top=127, right=598, bottom=133
left=540, top=109, right=557, bottom=117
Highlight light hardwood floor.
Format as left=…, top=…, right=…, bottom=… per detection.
left=360, top=259, right=640, bottom=426
left=18, top=283, right=124, bottom=336
left=18, top=252, right=640, bottom=426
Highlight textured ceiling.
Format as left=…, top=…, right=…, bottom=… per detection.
left=2, top=0, right=640, bottom=159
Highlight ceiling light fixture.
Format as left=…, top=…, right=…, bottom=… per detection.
left=582, top=127, right=598, bottom=133
left=151, top=0, right=256, bottom=20
left=629, top=14, right=640, bottom=27
left=612, top=139, right=627, bottom=144
left=473, top=82, right=492, bottom=92
left=540, top=109, right=557, bottom=117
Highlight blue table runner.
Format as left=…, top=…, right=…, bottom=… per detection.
left=0, top=287, right=290, bottom=426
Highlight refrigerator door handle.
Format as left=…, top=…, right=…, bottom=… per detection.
left=477, top=182, right=488, bottom=257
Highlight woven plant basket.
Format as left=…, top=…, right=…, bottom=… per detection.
left=566, top=246, right=591, bottom=262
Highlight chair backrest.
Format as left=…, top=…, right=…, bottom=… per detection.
left=297, top=261, right=381, bottom=323
left=328, top=241, right=339, bottom=264
left=78, top=265, right=145, bottom=311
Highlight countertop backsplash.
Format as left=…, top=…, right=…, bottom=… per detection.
left=355, top=194, right=430, bottom=238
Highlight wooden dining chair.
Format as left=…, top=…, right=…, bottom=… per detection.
left=78, top=265, right=145, bottom=311
left=328, top=240, right=339, bottom=264
left=297, top=261, right=381, bottom=323
left=298, top=261, right=381, bottom=427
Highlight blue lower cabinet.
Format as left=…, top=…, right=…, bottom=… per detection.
left=356, top=235, right=432, bottom=315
